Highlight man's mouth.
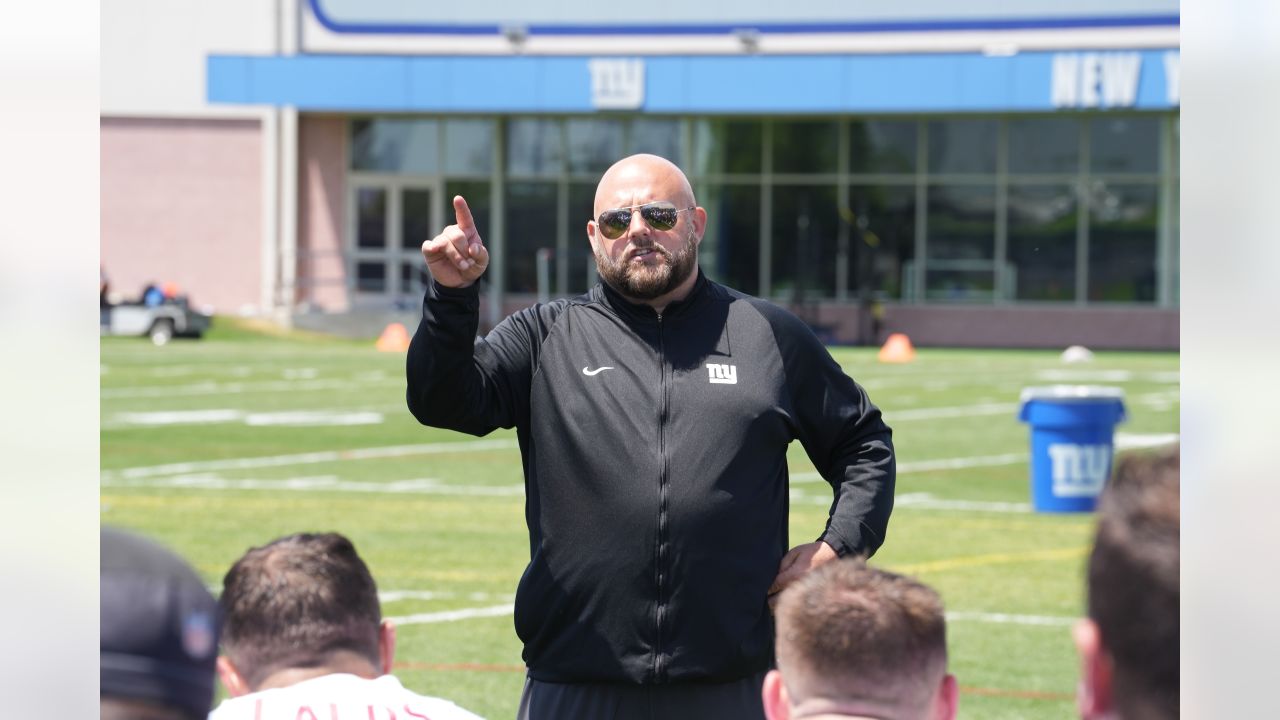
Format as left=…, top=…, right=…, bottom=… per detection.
left=628, top=247, right=664, bottom=261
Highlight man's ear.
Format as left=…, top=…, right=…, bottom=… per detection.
left=761, top=669, right=790, bottom=720
left=586, top=220, right=600, bottom=252
left=935, top=673, right=960, bottom=720
left=1074, top=618, right=1114, bottom=719
left=379, top=620, right=397, bottom=675
left=216, top=655, right=251, bottom=698
left=691, top=207, right=707, bottom=246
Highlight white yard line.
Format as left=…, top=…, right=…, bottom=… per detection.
left=380, top=590, right=513, bottom=603
left=383, top=602, right=1070, bottom=628
left=387, top=604, right=515, bottom=626
left=102, top=439, right=519, bottom=481
left=791, top=453, right=1028, bottom=484
left=946, top=611, right=1076, bottom=627
left=101, top=377, right=402, bottom=400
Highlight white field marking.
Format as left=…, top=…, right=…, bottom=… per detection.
left=791, top=452, right=1027, bottom=484
left=885, top=389, right=1179, bottom=423
left=283, top=368, right=320, bottom=379
left=946, top=611, right=1076, bottom=627
left=790, top=490, right=1031, bottom=514
left=385, top=603, right=1070, bottom=628
left=1115, top=432, right=1179, bottom=450
left=386, top=604, right=515, bottom=626
left=244, top=411, right=384, bottom=427
left=112, top=409, right=244, bottom=426
left=101, top=438, right=519, bottom=481
left=151, top=366, right=195, bottom=377
left=888, top=402, right=1018, bottom=421
left=380, top=590, right=514, bottom=603
left=101, top=377, right=402, bottom=400
left=1036, top=369, right=1134, bottom=382
left=103, top=408, right=389, bottom=430
left=101, top=472, right=528, bottom=496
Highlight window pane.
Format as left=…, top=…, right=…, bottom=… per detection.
left=630, top=118, right=683, bottom=163
left=771, top=185, right=838, bottom=298
left=507, top=118, right=564, bottom=176
left=443, top=119, right=494, bottom=175
left=925, top=184, right=996, bottom=302
left=928, top=119, right=997, bottom=174
left=772, top=121, right=838, bottom=174
left=351, top=119, right=439, bottom=174
left=398, top=262, right=428, bottom=295
left=1090, top=116, right=1160, bottom=174
left=1009, top=118, right=1081, bottom=174
left=1008, top=184, right=1078, bottom=301
left=848, top=185, right=916, bottom=300
left=849, top=120, right=918, bottom=174
left=567, top=119, right=625, bottom=174
left=356, top=187, right=387, bottom=249
left=700, top=183, right=761, bottom=295
left=691, top=119, right=763, bottom=175
left=1088, top=182, right=1158, bottom=302
left=401, top=188, right=433, bottom=250
left=505, top=182, right=558, bottom=294
left=568, top=182, right=597, bottom=295
left=356, top=261, right=386, bottom=292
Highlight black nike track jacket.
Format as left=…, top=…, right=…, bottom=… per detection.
left=406, top=272, right=895, bottom=685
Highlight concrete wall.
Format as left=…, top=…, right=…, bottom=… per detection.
left=101, top=117, right=264, bottom=315
left=101, top=0, right=276, bottom=118
left=297, top=115, right=350, bottom=311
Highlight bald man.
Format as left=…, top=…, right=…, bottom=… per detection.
left=407, top=154, right=895, bottom=720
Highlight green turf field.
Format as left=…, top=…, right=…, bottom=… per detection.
left=101, top=319, right=1179, bottom=719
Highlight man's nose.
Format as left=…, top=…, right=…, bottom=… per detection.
left=628, top=208, right=650, bottom=237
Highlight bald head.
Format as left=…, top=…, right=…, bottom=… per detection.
left=594, top=154, right=697, bottom=215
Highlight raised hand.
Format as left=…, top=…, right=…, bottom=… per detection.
left=421, top=195, right=490, bottom=288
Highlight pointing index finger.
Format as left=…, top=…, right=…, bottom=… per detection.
left=453, top=195, right=476, bottom=235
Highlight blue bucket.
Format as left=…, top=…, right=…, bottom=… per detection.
left=1018, top=386, right=1126, bottom=513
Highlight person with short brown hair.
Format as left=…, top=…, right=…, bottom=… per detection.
left=210, top=532, right=483, bottom=720
left=1074, top=447, right=1179, bottom=719
left=764, top=558, right=958, bottom=720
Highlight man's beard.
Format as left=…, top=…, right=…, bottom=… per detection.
left=595, top=233, right=698, bottom=301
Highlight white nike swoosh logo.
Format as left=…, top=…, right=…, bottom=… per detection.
left=582, top=366, right=614, bottom=376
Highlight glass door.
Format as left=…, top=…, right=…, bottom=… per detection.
left=350, top=178, right=441, bottom=308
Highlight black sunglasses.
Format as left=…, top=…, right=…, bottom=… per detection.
left=596, top=201, right=696, bottom=240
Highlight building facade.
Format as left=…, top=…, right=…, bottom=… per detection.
left=102, top=0, right=1179, bottom=348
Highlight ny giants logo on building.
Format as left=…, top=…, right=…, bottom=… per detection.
left=588, top=59, right=645, bottom=110
left=1047, top=443, right=1111, bottom=497
left=706, top=363, right=737, bottom=385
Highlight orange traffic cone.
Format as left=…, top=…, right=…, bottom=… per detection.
left=376, top=323, right=410, bottom=352
left=878, top=333, right=916, bottom=363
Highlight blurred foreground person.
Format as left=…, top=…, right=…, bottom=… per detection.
left=764, top=558, right=958, bottom=720
left=101, top=526, right=221, bottom=720
left=1075, top=447, right=1179, bottom=720
left=210, top=532, right=484, bottom=720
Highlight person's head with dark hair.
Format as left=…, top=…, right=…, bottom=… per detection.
left=764, top=558, right=958, bottom=720
left=101, top=526, right=221, bottom=720
left=1075, top=446, right=1179, bottom=720
left=215, top=532, right=395, bottom=696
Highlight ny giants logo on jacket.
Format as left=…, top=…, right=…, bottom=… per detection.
left=705, top=363, right=737, bottom=385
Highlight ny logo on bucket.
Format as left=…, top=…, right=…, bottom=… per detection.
left=1048, top=443, right=1111, bottom=497
left=706, top=363, right=737, bottom=385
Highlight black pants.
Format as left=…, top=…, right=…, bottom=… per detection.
left=517, top=672, right=768, bottom=720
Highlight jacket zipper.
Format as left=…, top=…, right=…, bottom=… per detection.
left=653, top=312, right=669, bottom=682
